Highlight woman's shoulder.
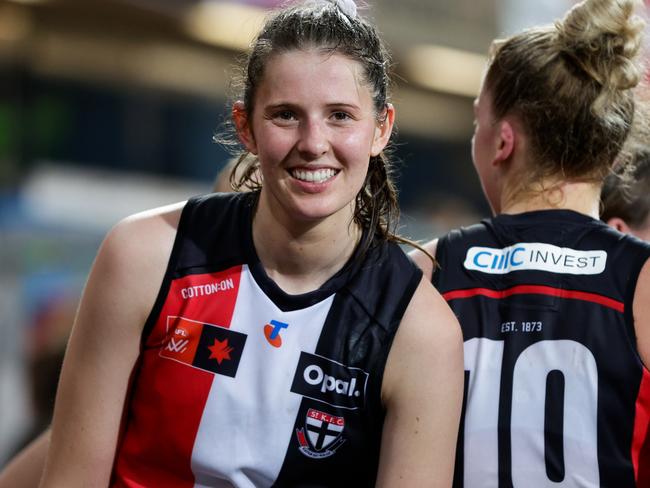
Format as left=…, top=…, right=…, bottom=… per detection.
left=109, top=201, right=186, bottom=252
left=98, top=201, right=186, bottom=284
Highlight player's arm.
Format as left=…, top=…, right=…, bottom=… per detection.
left=0, top=430, right=50, bottom=488
left=633, top=257, right=650, bottom=368
left=376, top=276, right=464, bottom=487
left=39, top=203, right=183, bottom=487
left=408, top=239, right=439, bottom=282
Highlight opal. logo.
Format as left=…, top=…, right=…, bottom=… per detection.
left=291, top=352, right=368, bottom=410
left=264, top=319, right=289, bottom=348
left=464, top=243, right=607, bottom=275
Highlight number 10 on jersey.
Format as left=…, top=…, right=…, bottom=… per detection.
left=461, top=338, right=599, bottom=487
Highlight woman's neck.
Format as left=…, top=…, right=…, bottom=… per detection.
left=252, top=191, right=362, bottom=295
left=500, top=178, right=602, bottom=218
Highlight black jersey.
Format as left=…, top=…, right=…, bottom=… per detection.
left=434, top=210, right=650, bottom=488
left=111, top=191, right=422, bottom=487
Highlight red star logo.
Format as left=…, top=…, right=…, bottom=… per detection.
left=207, top=338, right=234, bottom=365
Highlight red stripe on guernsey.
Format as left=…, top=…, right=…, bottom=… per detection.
left=442, top=285, right=624, bottom=313
left=632, top=368, right=650, bottom=485
left=113, top=266, right=243, bottom=488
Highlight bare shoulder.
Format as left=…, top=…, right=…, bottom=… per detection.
left=382, top=275, right=462, bottom=402
left=102, top=202, right=185, bottom=275
left=634, top=257, right=650, bottom=368
left=90, top=201, right=186, bottom=327
left=407, top=239, right=439, bottom=282
left=107, top=201, right=185, bottom=256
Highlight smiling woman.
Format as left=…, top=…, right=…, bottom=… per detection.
left=223, top=0, right=407, bottom=261
left=27, top=1, right=464, bottom=487
left=233, top=49, right=389, bottom=239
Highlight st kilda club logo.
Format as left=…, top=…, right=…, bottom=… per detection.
left=296, top=408, right=346, bottom=459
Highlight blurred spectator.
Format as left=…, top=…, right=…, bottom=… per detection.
left=601, top=148, right=650, bottom=241
left=13, top=295, right=76, bottom=453
left=212, top=155, right=253, bottom=193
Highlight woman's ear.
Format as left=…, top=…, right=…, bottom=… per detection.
left=232, top=101, right=258, bottom=155
left=493, top=119, right=515, bottom=166
left=370, top=103, right=395, bottom=157
left=606, top=216, right=632, bottom=234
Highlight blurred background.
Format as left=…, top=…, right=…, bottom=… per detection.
left=0, top=0, right=626, bottom=465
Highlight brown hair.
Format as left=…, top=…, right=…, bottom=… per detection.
left=484, top=0, right=644, bottom=185
left=601, top=145, right=650, bottom=227
left=221, top=0, right=430, bottom=259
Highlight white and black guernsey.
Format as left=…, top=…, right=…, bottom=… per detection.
left=110, top=191, right=422, bottom=488
left=434, top=209, right=650, bottom=488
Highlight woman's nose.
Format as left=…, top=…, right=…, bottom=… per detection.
left=296, top=118, right=329, bottom=159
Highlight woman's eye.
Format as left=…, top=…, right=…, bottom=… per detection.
left=275, top=110, right=296, bottom=121
left=332, top=111, right=351, bottom=121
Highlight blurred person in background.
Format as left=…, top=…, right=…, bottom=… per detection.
left=212, top=157, right=244, bottom=193
left=0, top=298, right=77, bottom=488
left=211, top=154, right=258, bottom=193
left=601, top=145, right=650, bottom=241
left=32, top=0, right=462, bottom=487
left=411, top=0, right=650, bottom=486
left=16, top=296, right=76, bottom=451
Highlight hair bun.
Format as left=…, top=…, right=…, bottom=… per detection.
left=556, top=0, right=644, bottom=91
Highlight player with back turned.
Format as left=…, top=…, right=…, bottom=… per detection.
left=411, top=0, right=650, bottom=486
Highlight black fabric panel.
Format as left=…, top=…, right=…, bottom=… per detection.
left=172, top=191, right=256, bottom=272
left=544, top=370, right=565, bottom=482
left=452, top=371, right=470, bottom=488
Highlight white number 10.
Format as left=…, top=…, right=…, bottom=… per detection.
left=463, top=338, right=600, bottom=487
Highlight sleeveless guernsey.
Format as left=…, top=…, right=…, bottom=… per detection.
left=110, top=191, right=422, bottom=488
left=434, top=210, right=650, bottom=488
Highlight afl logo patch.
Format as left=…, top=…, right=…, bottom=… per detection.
left=291, top=352, right=368, bottom=410
left=160, top=316, right=247, bottom=378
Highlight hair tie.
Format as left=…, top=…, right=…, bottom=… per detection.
left=326, top=0, right=357, bottom=18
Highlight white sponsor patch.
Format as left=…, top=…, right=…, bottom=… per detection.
left=464, top=243, right=607, bottom=275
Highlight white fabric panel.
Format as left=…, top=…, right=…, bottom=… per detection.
left=511, top=340, right=599, bottom=487
left=191, top=265, right=334, bottom=488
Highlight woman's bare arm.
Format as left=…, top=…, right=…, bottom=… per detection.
left=0, top=430, right=50, bottom=488
left=40, top=204, right=183, bottom=487
left=376, top=277, right=464, bottom=487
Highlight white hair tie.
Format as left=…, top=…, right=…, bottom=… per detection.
left=327, top=0, right=357, bottom=18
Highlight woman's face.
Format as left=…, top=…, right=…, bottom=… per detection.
left=236, top=49, right=393, bottom=226
left=471, top=82, right=502, bottom=214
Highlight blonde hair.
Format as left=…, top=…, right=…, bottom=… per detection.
left=485, top=0, right=645, bottom=183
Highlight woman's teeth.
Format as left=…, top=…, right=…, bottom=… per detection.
left=291, top=168, right=337, bottom=183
